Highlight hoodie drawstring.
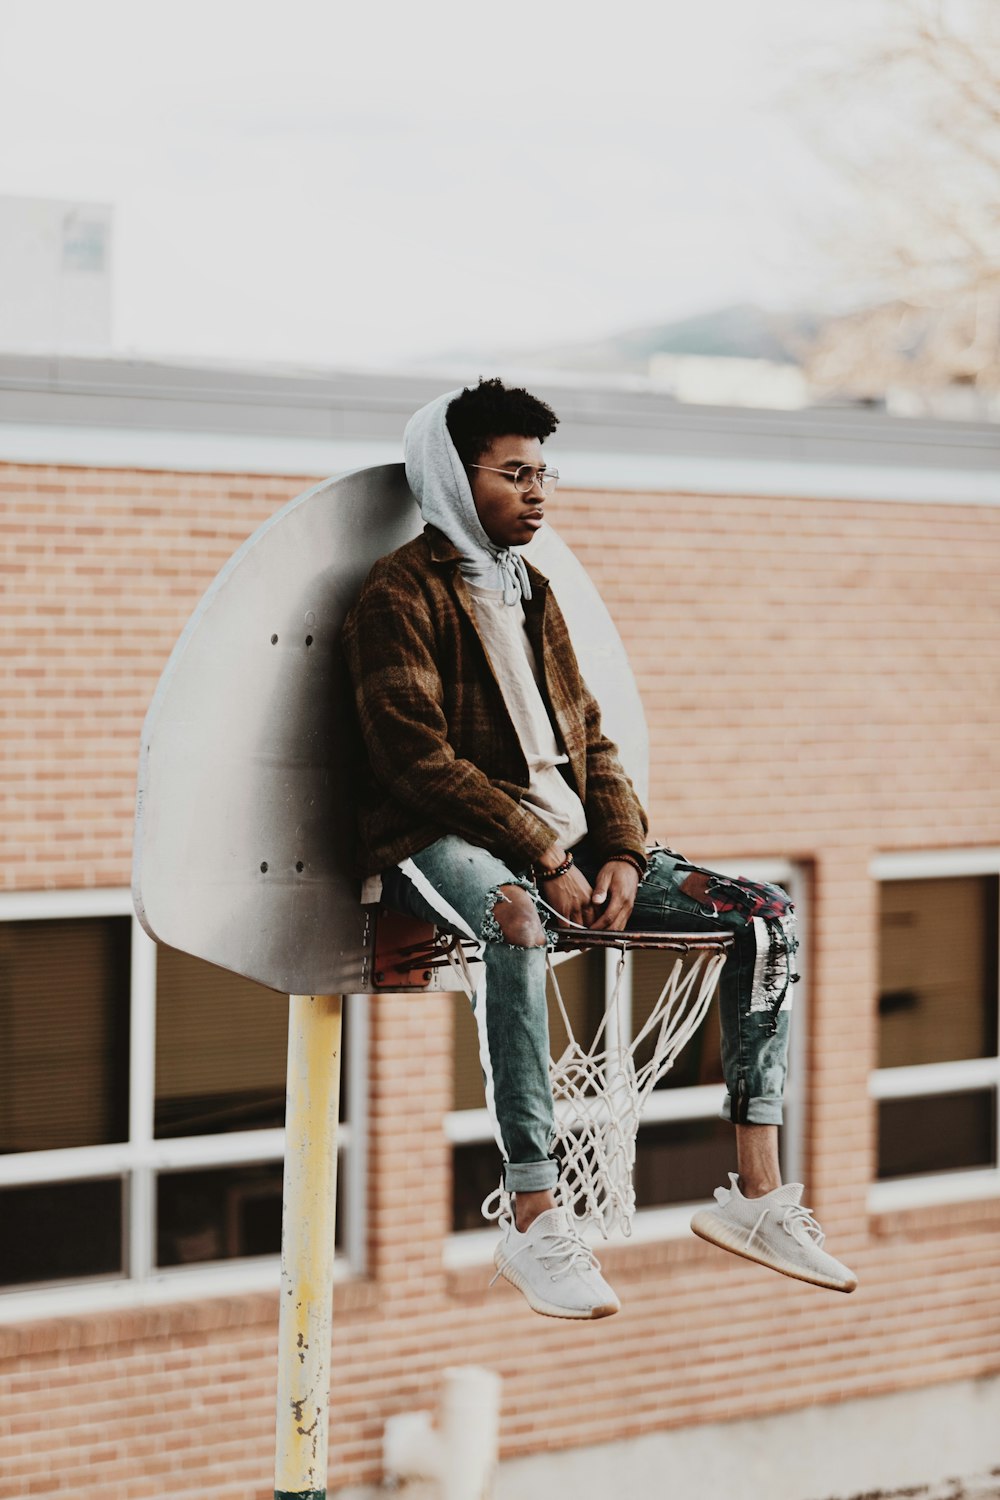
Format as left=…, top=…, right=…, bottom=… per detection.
left=496, top=548, right=532, bottom=606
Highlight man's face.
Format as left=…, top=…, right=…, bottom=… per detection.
left=468, top=434, right=548, bottom=549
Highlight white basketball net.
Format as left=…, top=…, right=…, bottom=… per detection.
left=513, top=940, right=727, bottom=1239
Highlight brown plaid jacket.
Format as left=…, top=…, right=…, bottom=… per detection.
left=340, top=525, right=649, bottom=877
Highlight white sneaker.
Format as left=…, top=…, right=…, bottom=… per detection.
left=690, top=1173, right=858, bottom=1293
left=491, top=1207, right=620, bottom=1320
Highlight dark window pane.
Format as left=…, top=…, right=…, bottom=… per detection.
left=635, top=1118, right=794, bottom=1208
left=155, top=953, right=348, bottom=1137
left=634, top=1119, right=736, bottom=1207
left=632, top=949, right=725, bottom=1091
left=0, top=918, right=130, bottom=1153
left=0, top=1179, right=122, bottom=1288
left=155, top=950, right=287, bottom=1137
left=877, top=1090, right=997, bottom=1180
left=878, top=876, right=999, bottom=1068
left=452, top=994, right=485, bottom=1113
left=156, top=1159, right=342, bottom=1267
left=452, top=1142, right=504, bottom=1233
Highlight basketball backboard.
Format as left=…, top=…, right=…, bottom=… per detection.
left=132, top=463, right=648, bottom=995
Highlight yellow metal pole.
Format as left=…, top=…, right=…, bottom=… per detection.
left=274, top=993, right=343, bottom=1500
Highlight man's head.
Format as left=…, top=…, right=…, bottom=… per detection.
left=446, top=378, right=559, bottom=549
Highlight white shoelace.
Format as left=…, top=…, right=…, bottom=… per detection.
left=715, top=1177, right=826, bottom=1253
left=778, top=1202, right=825, bottom=1249
left=489, top=1216, right=600, bottom=1286
left=741, top=1200, right=825, bottom=1254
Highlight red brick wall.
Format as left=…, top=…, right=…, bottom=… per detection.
left=2, top=463, right=1000, bottom=1498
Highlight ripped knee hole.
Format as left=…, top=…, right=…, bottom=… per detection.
left=481, top=883, right=548, bottom=948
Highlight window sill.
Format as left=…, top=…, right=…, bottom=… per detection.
left=0, top=1255, right=375, bottom=1346
left=868, top=1169, right=1000, bottom=1238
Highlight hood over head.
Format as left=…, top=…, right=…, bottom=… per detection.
left=403, top=388, right=532, bottom=605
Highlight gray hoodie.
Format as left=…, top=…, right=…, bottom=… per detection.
left=402, top=389, right=532, bottom=606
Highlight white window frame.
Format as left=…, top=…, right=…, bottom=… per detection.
left=0, top=888, right=369, bottom=1321
left=444, top=857, right=807, bottom=1267
left=869, top=848, right=1000, bottom=1214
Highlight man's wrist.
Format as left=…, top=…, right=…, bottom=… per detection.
left=605, top=851, right=646, bottom=880
left=535, top=843, right=568, bottom=875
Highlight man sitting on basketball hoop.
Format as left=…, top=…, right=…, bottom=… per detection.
left=342, top=378, right=857, bottom=1319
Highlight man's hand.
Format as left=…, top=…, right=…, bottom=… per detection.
left=540, top=864, right=595, bottom=931
left=589, top=860, right=640, bottom=931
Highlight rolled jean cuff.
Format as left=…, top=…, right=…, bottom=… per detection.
left=719, top=1093, right=784, bottom=1127
left=504, top=1158, right=560, bottom=1192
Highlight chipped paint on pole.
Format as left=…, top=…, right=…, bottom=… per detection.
left=274, top=993, right=342, bottom=1500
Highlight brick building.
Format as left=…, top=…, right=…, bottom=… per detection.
left=1, top=355, right=999, bottom=1498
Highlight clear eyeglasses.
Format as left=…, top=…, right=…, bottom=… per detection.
left=469, top=463, right=560, bottom=494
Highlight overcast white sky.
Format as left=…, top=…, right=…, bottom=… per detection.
left=0, top=0, right=887, bottom=369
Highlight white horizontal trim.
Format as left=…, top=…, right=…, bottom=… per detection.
left=0, top=422, right=399, bottom=477
left=640, top=1084, right=724, bottom=1123
left=0, top=886, right=134, bottom=920
left=0, top=1253, right=357, bottom=1325
left=1, top=421, right=998, bottom=505
left=562, top=448, right=1000, bottom=505
left=0, top=1144, right=129, bottom=1186
left=444, top=1084, right=723, bottom=1146
left=0, top=1133, right=285, bottom=1184
left=145, top=1127, right=291, bottom=1172
left=445, top=1109, right=493, bottom=1144
left=870, top=847, right=1000, bottom=881
left=443, top=1225, right=506, bottom=1267
left=870, top=1058, right=1000, bottom=1100
left=0, top=1127, right=357, bottom=1186
left=868, top=1166, right=1000, bottom=1214
left=443, top=1202, right=702, bottom=1268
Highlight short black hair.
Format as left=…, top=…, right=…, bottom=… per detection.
left=446, top=377, right=559, bottom=466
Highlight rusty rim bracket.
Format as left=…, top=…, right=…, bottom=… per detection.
left=367, top=907, right=481, bottom=992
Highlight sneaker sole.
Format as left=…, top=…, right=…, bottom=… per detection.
left=690, top=1210, right=858, bottom=1294
left=493, top=1258, right=620, bottom=1319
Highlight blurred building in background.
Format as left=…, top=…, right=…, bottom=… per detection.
left=1, top=353, right=999, bottom=1498
left=0, top=196, right=114, bottom=356
left=493, top=300, right=1000, bottom=421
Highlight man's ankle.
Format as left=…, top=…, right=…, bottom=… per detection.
left=733, top=1122, right=782, bottom=1200
left=513, top=1189, right=557, bottom=1232
left=738, top=1174, right=782, bottom=1200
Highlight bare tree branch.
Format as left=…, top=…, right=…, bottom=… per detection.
left=785, top=0, right=1000, bottom=405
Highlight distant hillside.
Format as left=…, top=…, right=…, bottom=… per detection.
left=454, top=302, right=825, bottom=376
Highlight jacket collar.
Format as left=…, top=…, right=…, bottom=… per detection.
left=425, top=523, right=463, bottom=565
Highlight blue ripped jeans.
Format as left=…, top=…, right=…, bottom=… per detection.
left=381, top=836, right=797, bottom=1194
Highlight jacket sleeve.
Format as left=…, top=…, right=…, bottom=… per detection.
left=578, top=676, right=650, bottom=867
left=341, top=574, right=560, bottom=868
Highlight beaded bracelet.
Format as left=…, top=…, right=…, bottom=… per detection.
left=534, top=851, right=575, bottom=881
left=606, top=852, right=646, bottom=879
